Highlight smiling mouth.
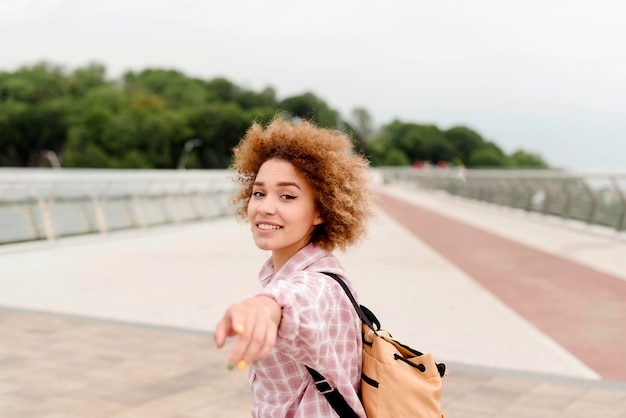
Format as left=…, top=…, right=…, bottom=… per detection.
left=257, top=223, right=282, bottom=230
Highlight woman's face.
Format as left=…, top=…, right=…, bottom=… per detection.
left=247, top=158, right=322, bottom=270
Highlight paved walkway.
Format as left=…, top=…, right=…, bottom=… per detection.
left=378, top=187, right=626, bottom=382
left=1, top=183, right=625, bottom=417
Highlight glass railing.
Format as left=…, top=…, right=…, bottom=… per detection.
left=0, top=168, right=237, bottom=245
left=378, top=166, right=626, bottom=234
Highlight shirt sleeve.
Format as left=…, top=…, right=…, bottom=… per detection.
left=257, top=271, right=339, bottom=367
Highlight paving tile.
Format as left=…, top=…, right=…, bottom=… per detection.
left=529, top=381, right=591, bottom=398
left=184, top=393, right=253, bottom=418
left=579, top=387, right=626, bottom=403
left=499, top=403, right=562, bottom=418
left=561, top=398, right=626, bottom=418
left=513, top=391, right=582, bottom=409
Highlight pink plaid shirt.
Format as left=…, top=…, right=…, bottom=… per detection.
left=249, top=243, right=366, bottom=418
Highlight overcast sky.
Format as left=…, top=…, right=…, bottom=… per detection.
left=2, top=0, right=625, bottom=169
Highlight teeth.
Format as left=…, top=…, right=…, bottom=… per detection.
left=258, top=224, right=281, bottom=230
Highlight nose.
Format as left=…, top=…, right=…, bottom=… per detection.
left=257, top=196, right=276, bottom=215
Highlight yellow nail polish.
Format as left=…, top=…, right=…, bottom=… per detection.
left=234, top=324, right=244, bottom=334
left=236, top=360, right=247, bottom=371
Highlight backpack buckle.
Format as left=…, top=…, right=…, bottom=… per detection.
left=314, top=379, right=335, bottom=394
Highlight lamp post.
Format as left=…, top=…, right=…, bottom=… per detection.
left=177, top=138, right=202, bottom=169
left=42, top=150, right=61, bottom=168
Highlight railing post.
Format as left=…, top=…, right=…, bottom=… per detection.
left=91, top=182, right=111, bottom=235
left=582, top=182, right=598, bottom=226
left=540, top=180, right=552, bottom=216
left=35, top=182, right=60, bottom=242
left=203, top=181, right=214, bottom=219
left=134, top=181, right=151, bottom=229
left=187, top=187, right=201, bottom=220
left=523, top=179, right=535, bottom=212
left=561, top=181, right=572, bottom=222
left=23, top=194, right=43, bottom=240
left=36, top=196, right=55, bottom=242
left=611, top=176, right=626, bottom=233
left=171, top=180, right=185, bottom=224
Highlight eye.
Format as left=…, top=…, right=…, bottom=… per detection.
left=252, top=191, right=265, bottom=198
left=281, top=194, right=297, bottom=200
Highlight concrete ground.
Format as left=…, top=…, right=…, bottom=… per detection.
left=1, top=183, right=625, bottom=417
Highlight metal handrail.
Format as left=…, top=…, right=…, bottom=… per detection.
left=379, top=166, right=626, bottom=235
left=0, top=168, right=237, bottom=245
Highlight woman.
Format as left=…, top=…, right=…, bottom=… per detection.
left=215, top=117, right=373, bottom=417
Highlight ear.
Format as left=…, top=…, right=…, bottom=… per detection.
left=313, top=214, right=323, bottom=226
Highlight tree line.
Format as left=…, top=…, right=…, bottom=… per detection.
left=0, top=62, right=548, bottom=169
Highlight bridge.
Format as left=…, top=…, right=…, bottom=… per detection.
left=1, top=169, right=625, bottom=416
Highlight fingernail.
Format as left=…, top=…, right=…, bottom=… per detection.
left=227, top=361, right=236, bottom=370
left=236, top=360, right=247, bottom=371
left=234, top=324, right=244, bottom=334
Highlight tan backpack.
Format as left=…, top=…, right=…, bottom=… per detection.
left=306, top=273, right=446, bottom=418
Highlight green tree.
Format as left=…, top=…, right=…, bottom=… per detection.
left=237, top=86, right=278, bottom=109
left=0, top=61, right=552, bottom=170
left=204, top=77, right=240, bottom=103
left=381, top=148, right=411, bottom=166
left=469, top=143, right=509, bottom=167
left=443, top=126, right=486, bottom=166
left=0, top=73, right=36, bottom=102
left=107, top=95, right=187, bottom=168
left=0, top=101, right=28, bottom=165
left=0, top=98, right=71, bottom=166
left=350, top=107, right=376, bottom=141
left=509, top=149, right=548, bottom=168
left=62, top=131, right=110, bottom=168
left=66, top=63, right=108, bottom=97
left=182, top=102, right=252, bottom=168
left=376, top=121, right=455, bottom=164
left=278, top=92, right=339, bottom=128
left=61, top=85, right=127, bottom=167
left=124, top=68, right=208, bottom=109
left=6, top=62, right=67, bottom=103
left=0, top=63, right=72, bottom=166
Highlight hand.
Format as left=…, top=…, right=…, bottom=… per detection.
left=214, top=295, right=282, bottom=370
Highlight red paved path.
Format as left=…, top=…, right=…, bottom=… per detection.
left=377, top=191, right=626, bottom=382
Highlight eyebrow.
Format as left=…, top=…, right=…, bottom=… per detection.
left=253, top=181, right=301, bottom=189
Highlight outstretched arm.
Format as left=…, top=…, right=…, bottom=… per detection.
left=214, top=295, right=282, bottom=369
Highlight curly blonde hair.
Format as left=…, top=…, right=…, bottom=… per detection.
left=231, top=117, right=374, bottom=252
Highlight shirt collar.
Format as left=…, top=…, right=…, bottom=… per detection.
left=258, top=243, right=332, bottom=283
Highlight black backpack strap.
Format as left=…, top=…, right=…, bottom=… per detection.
left=321, top=272, right=380, bottom=332
left=322, top=272, right=447, bottom=379
left=305, top=366, right=360, bottom=418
